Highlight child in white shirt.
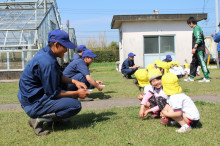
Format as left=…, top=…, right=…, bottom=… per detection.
left=161, top=73, right=200, bottom=133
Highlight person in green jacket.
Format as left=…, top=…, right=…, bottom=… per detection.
left=184, top=17, right=210, bottom=82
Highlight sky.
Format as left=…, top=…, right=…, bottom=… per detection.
left=56, top=0, right=220, bottom=45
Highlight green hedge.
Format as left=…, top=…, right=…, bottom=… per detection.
left=93, top=50, right=119, bottom=62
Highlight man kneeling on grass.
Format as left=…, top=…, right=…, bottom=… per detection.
left=161, top=73, right=200, bottom=133
left=62, top=49, right=104, bottom=101
left=18, top=29, right=89, bottom=136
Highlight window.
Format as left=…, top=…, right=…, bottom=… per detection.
left=144, top=36, right=175, bottom=54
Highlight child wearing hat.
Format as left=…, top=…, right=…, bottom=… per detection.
left=136, top=69, right=168, bottom=121
left=146, top=64, right=155, bottom=72
left=161, top=73, right=200, bottom=133
left=169, top=62, right=184, bottom=78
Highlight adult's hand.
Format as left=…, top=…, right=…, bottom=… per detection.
left=72, top=79, right=87, bottom=89
left=97, top=85, right=104, bottom=91
left=96, top=81, right=103, bottom=85
left=192, top=48, right=196, bottom=54
left=77, top=88, right=89, bottom=99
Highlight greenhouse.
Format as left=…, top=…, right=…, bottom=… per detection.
left=0, top=0, right=76, bottom=72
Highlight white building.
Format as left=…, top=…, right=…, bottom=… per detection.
left=111, top=13, right=207, bottom=69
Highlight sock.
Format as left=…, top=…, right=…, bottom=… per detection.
left=182, top=124, right=189, bottom=128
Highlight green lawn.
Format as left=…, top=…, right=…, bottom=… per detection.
left=0, top=102, right=219, bottom=145
left=0, top=62, right=220, bottom=103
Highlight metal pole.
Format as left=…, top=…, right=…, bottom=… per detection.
left=216, top=0, right=219, bottom=33
left=66, top=20, right=70, bottom=63
left=44, top=0, right=47, bottom=14
left=216, top=0, right=220, bottom=68
left=7, top=51, right=10, bottom=70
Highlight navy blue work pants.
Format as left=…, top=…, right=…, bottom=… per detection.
left=25, top=97, right=81, bottom=119
left=121, top=68, right=137, bottom=76
left=64, top=73, right=94, bottom=91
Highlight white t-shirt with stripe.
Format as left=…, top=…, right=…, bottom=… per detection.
left=167, top=93, right=200, bottom=120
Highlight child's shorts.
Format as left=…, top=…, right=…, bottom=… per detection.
left=149, top=96, right=167, bottom=110
left=187, top=118, right=199, bottom=127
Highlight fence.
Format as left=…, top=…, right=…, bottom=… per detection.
left=0, top=49, right=38, bottom=71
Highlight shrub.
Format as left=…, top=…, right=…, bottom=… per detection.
left=93, top=50, right=119, bottom=62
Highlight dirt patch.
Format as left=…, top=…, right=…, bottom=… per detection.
left=0, top=94, right=220, bottom=111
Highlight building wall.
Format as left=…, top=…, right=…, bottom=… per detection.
left=119, top=20, right=193, bottom=70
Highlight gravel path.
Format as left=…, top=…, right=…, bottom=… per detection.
left=0, top=94, right=220, bottom=111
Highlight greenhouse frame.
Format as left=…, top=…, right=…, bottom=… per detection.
left=0, top=0, right=76, bottom=72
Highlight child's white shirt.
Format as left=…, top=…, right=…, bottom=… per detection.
left=184, top=68, right=190, bottom=75
left=169, top=66, right=184, bottom=75
left=167, top=93, right=200, bottom=120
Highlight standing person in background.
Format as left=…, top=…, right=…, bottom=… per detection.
left=213, top=22, right=220, bottom=69
left=184, top=17, right=210, bottom=82
left=70, top=45, right=87, bottom=62
left=18, top=29, right=88, bottom=136
left=121, top=52, right=139, bottom=79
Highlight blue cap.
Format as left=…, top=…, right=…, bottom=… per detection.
left=48, top=29, right=76, bottom=49
left=128, top=52, right=136, bottom=57
left=165, top=55, right=172, bottom=61
left=82, top=49, right=98, bottom=58
left=77, top=45, right=87, bottom=51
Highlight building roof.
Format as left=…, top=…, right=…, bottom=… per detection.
left=111, top=13, right=207, bottom=29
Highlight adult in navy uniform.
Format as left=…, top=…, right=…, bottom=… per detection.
left=18, top=29, right=89, bottom=136
left=63, top=49, right=104, bottom=101
left=70, top=45, right=87, bottom=62
left=121, top=52, right=139, bottom=79
left=163, top=54, right=172, bottom=62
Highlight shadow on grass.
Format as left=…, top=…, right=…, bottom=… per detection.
left=88, top=91, right=117, bottom=100
left=52, top=111, right=116, bottom=131
left=165, top=120, right=203, bottom=129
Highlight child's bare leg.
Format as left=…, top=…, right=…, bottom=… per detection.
left=182, top=113, right=190, bottom=124
left=165, top=107, right=187, bottom=126
left=172, top=116, right=187, bottom=126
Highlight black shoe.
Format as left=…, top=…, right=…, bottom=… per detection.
left=127, top=75, right=133, bottom=79
left=28, top=118, right=52, bottom=136
left=123, top=74, right=128, bottom=78
left=47, top=119, right=71, bottom=126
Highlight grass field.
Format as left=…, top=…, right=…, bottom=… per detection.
left=1, top=62, right=220, bottom=104
left=0, top=102, right=219, bottom=145
left=0, top=62, right=220, bottom=145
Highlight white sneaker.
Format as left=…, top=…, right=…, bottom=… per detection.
left=184, top=77, right=194, bottom=82
left=198, top=78, right=210, bottom=83
left=176, top=126, right=192, bottom=133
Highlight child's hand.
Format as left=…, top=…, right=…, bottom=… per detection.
left=144, top=109, right=150, bottom=117
left=139, top=108, right=145, bottom=118
left=138, top=94, right=144, bottom=101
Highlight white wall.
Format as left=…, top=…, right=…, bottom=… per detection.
left=119, top=20, right=193, bottom=70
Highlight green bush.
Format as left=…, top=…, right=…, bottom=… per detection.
left=93, top=50, right=119, bottom=62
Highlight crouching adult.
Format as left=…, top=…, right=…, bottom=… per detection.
left=18, top=29, right=89, bottom=136
left=62, top=49, right=104, bottom=101
left=121, top=52, right=139, bottom=79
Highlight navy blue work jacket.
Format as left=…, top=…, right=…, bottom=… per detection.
left=63, top=59, right=90, bottom=78
left=121, top=58, right=135, bottom=70
left=18, top=46, right=63, bottom=113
